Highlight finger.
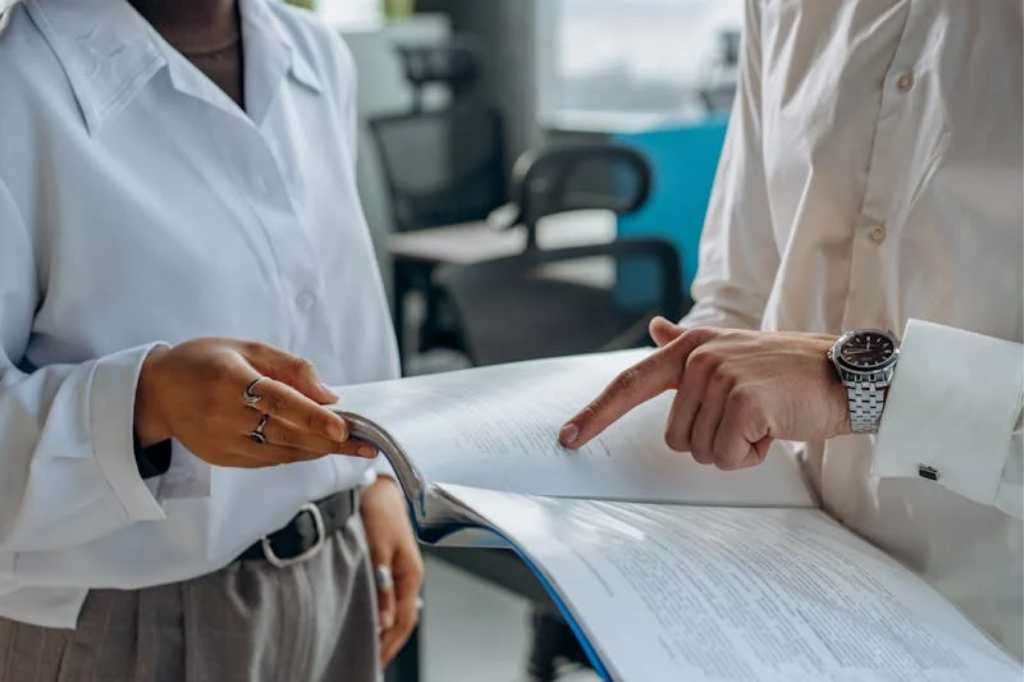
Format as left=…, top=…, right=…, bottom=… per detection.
left=258, top=416, right=353, bottom=456
left=237, top=440, right=326, bottom=466
left=649, top=316, right=686, bottom=347
left=244, top=343, right=339, bottom=405
left=376, top=579, right=397, bottom=634
left=685, top=371, right=732, bottom=464
left=381, top=547, right=424, bottom=665
left=244, top=377, right=350, bottom=442
left=368, top=545, right=397, bottom=648
left=561, top=332, right=704, bottom=449
left=380, top=593, right=419, bottom=666
left=712, top=389, right=771, bottom=470
left=334, top=438, right=379, bottom=459
left=207, top=452, right=272, bottom=469
left=662, top=347, right=719, bottom=455
left=381, top=577, right=422, bottom=665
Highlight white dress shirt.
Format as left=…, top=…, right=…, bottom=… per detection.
left=0, top=0, right=399, bottom=628
left=684, top=0, right=1023, bottom=659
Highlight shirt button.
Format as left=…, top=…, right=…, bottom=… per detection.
left=897, top=72, right=915, bottom=92
left=296, top=291, right=317, bottom=312
left=869, top=225, right=888, bottom=244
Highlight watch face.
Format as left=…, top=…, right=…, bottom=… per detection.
left=839, top=331, right=897, bottom=370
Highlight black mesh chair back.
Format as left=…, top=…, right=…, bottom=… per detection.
left=396, top=38, right=483, bottom=111
left=436, top=239, right=686, bottom=367
left=370, top=103, right=509, bottom=232
left=500, top=143, right=653, bottom=249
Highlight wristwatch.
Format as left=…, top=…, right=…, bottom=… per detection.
left=828, top=329, right=900, bottom=434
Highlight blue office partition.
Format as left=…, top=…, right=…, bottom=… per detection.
left=615, top=117, right=728, bottom=302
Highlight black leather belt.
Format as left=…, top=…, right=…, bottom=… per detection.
left=238, top=489, right=359, bottom=568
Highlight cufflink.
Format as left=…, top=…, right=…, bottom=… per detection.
left=918, top=465, right=940, bottom=481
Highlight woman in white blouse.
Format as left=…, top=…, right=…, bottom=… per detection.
left=0, top=0, right=421, bottom=679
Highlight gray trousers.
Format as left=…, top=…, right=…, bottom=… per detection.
left=0, top=513, right=380, bottom=682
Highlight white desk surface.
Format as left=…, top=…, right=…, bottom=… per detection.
left=387, top=210, right=618, bottom=266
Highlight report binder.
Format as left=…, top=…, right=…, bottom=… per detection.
left=334, top=350, right=1021, bottom=682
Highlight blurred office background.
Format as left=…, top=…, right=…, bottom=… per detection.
left=295, top=1, right=741, bottom=679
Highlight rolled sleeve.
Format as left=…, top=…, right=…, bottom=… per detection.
left=90, top=343, right=169, bottom=522
left=873, top=319, right=1024, bottom=516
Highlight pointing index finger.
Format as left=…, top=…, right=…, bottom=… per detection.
left=560, top=331, right=699, bottom=449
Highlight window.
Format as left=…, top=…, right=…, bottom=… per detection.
left=317, top=0, right=383, bottom=30
left=537, top=0, right=744, bottom=131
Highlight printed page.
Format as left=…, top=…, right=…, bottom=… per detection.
left=335, top=350, right=813, bottom=508
left=437, top=484, right=1021, bottom=682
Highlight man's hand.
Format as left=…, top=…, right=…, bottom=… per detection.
left=560, top=318, right=850, bottom=470
left=361, top=476, right=424, bottom=669
left=135, top=338, right=376, bottom=468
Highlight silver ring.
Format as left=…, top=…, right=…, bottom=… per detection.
left=244, top=377, right=269, bottom=407
left=374, top=564, right=394, bottom=592
left=249, top=414, right=269, bottom=445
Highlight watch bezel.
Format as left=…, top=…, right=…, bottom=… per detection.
left=831, top=329, right=900, bottom=375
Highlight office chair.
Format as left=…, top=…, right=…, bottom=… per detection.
left=396, top=38, right=483, bottom=113
left=370, top=104, right=508, bottom=234
left=432, top=143, right=688, bottom=681
left=436, top=238, right=684, bottom=367
left=443, top=142, right=682, bottom=365
left=494, top=142, right=652, bottom=249
left=370, top=38, right=510, bottom=357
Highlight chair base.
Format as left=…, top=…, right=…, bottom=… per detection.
left=527, top=609, right=593, bottom=682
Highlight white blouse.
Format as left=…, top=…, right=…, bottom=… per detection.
left=0, top=0, right=399, bottom=627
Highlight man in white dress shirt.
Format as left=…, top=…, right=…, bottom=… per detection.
left=563, top=0, right=1023, bottom=660
left=0, top=0, right=422, bottom=679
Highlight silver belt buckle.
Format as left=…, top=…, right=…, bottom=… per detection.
left=261, top=503, right=327, bottom=569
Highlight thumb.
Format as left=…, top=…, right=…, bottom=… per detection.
left=245, top=344, right=338, bottom=405
left=649, top=317, right=686, bottom=348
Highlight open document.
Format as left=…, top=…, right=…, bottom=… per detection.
left=337, top=350, right=812, bottom=526
left=436, top=485, right=1020, bottom=682
left=331, top=350, right=1021, bottom=680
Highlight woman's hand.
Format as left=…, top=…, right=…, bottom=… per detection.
left=361, top=476, right=424, bottom=668
left=134, top=338, right=377, bottom=468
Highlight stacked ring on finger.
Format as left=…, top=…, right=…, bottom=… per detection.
left=244, top=376, right=269, bottom=407
left=249, top=414, right=270, bottom=445
left=374, top=564, right=394, bottom=592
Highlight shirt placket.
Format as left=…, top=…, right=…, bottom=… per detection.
left=231, top=127, right=325, bottom=355
left=841, top=1, right=923, bottom=335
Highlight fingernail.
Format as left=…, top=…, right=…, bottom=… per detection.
left=380, top=612, right=394, bottom=629
left=320, top=382, right=339, bottom=400
left=358, top=445, right=377, bottom=458
left=559, top=423, right=579, bottom=446
left=328, top=421, right=348, bottom=442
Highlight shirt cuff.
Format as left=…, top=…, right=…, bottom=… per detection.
left=873, top=319, right=1024, bottom=507
left=373, top=452, right=397, bottom=479
left=89, top=343, right=169, bottom=522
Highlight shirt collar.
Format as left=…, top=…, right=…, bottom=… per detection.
left=26, top=0, right=322, bottom=135
left=240, top=0, right=322, bottom=93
